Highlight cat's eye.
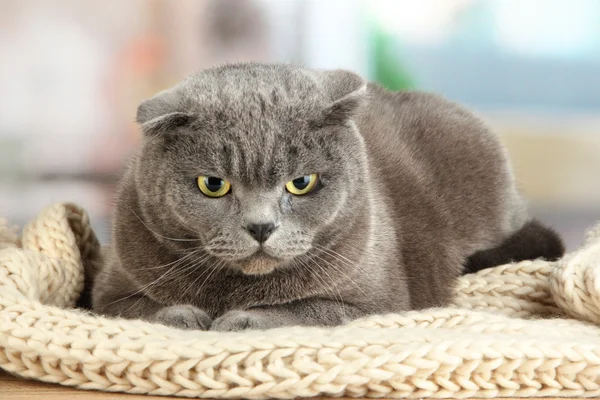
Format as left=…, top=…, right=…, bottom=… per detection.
left=286, top=174, right=318, bottom=195
left=197, top=176, right=231, bottom=197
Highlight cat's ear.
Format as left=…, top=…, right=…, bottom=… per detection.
left=312, top=69, right=368, bottom=128
left=136, top=87, right=194, bottom=136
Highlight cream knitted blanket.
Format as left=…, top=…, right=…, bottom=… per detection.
left=1, top=203, right=600, bottom=399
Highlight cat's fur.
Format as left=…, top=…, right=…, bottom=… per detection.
left=91, top=63, right=564, bottom=331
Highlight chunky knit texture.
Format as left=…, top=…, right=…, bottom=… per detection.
left=1, top=203, right=600, bottom=398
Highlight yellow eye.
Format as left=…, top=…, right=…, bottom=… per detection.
left=197, top=176, right=231, bottom=197
left=286, top=174, right=318, bottom=195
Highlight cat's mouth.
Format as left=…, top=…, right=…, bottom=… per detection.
left=234, top=250, right=282, bottom=275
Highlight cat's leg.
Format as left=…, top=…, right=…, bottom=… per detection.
left=99, top=295, right=212, bottom=330
left=92, top=259, right=212, bottom=330
left=463, top=219, right=565, bottom=274
left=211, top=298, right=365, bottom=331
left=95, top=288, right=212, bottom=330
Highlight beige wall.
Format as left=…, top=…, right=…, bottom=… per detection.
left=488, top=115, right=600, bottom=209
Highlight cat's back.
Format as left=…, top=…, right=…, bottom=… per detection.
left=358, top=84, right=502, bottom=177
left=356, top=83, right=525, bottom=254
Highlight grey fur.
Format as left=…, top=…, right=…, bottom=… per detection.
left=91, top=62, right=562, bottom=331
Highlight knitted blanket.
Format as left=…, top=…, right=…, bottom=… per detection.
left=1, top=203, right=600, bottom=399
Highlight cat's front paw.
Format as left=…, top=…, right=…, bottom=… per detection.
left=153, top=305, right=212, bottom=330
left=210, top=310, right=272, bottom=332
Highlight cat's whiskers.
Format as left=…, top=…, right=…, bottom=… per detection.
left=316, top=243, right=433, bottom=284
left=171, top=252, right=213, bottom=288
left=171, top=212, right=207, bottom=238
left=316, top=244, right=429, bottom=284
left=174, top=255, right=222, bottom=305
left=306, top=253, right=347, bottom=319
left=314, top=249, right=376, bottom=293
left=102, top=248, right=203, bottom=309
left=311, top=245, right=380, bottom=311
left=134, top=246, right=205, bottom=271
left=120, top=254, right=206, bottom=315
left=314, top=242, right=391, bottom=284
left=312, top=244, right=372, bottom=279
left=294, top=256, right=347, bottom=321
left=193, top=258, right=226, bottom=300
left=127, top=204, right=203, bottom=242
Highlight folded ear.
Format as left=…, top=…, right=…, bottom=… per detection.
left=136, top=87, right=194, bottom=136
left=312, top=69, right=368, bottom=129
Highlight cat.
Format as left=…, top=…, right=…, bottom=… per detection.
left=91, top=62, right=564, bottom=331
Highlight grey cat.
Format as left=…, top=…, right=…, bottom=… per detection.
left=91, top=62, right=564, bottom=331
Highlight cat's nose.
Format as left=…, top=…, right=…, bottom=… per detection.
left=245, top=223, right=277, bottom=243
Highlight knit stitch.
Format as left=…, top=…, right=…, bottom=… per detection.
left=1, top=203, right=600, bottom=398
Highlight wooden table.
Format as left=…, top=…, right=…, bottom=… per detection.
left=0, top=370, right=565, bottom=400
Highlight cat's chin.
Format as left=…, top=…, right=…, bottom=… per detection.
left=235, top=253, right=282, bottom=275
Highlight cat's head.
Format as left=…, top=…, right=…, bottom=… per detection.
left=131, top=63, right=369, bottom=275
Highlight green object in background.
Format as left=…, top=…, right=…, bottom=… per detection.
left=368, top=22, right=416, bottom=91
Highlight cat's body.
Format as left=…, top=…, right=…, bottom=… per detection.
left=92, top=63, right=564, bottom=331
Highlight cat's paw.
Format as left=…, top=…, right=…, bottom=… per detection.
left=210, top=310, right=272, bottom=332
left=153, top=305, right=212, bottom=330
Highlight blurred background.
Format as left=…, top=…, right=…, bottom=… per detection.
left=1, top=0, right=599, bottom=250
